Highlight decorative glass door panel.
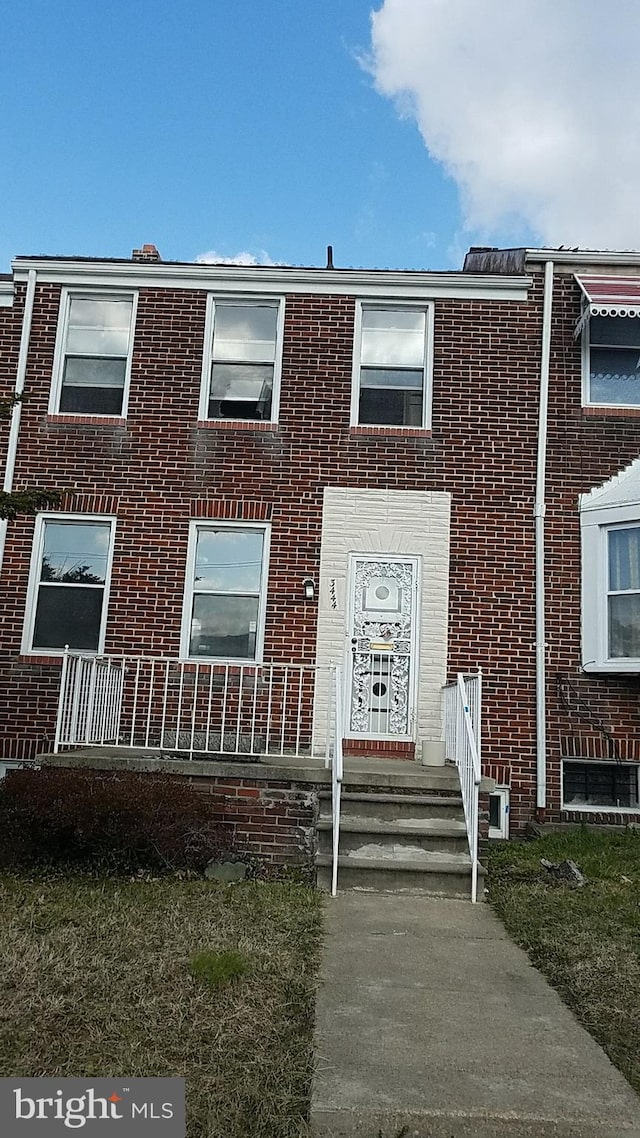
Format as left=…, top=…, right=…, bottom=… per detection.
left=347, top=557, right=418, bottom=737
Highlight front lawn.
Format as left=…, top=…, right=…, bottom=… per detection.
left=488, top=828, right=640, bottom=1095
left=0, top=875, right=323, bottom=1138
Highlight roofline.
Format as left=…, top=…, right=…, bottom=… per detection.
left=0, top=279, right=14, bottom=307
left=10, top=257, right=531, bottom=301
left=524, top=248, right=640, bottom=267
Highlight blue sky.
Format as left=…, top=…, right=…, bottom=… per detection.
left=3, top=1, right=640, bottom=274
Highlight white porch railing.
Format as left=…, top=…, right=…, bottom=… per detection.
left=443, top=670, right=482, bottom=903
left=329, top=664, right=344, bottom=897
left=54, top=650, right=337, bottom=760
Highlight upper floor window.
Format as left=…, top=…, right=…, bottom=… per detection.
left=181, top=523, right=270, bottom=661
left=584, top=316, right=640, bottom=406
left=352, top=304, right=433, bottom=428
left=22, top=516, right=116, bottom=654
left=50, top=292, right=136, bottom=416
left=200, top=299, right=284, bottom=422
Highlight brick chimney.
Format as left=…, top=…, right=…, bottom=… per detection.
left=131, top=243, right=161, bottom=263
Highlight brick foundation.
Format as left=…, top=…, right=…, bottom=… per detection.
left=342, top=739, right=416, bottom=760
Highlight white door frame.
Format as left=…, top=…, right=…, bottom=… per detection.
left=344, top=553, right=421, bottom=741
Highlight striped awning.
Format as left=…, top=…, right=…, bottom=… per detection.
left=575, top=274, right=640, bottom=338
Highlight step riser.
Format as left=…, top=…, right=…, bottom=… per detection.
left=341, top=774, right=462, bottom=792
left=333, top=801, right=464, bottom=823
left=318, top=795, right=464, bottom=823
left=317, top=829, right=470, bottom=856
left=316, top=863, right=475, bottom=897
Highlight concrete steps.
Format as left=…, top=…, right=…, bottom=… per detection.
left=322, top=790, right=466, bottom=821
left=316, top=852, right=481, bottom=897
left=315, top=768, right=483, bottom=898
left=316, top=815, right=470, bottom=856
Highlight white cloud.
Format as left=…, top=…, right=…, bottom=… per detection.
left=368, top=0, right=640, bottom=249
left=195, top=249, right=279, bottom=266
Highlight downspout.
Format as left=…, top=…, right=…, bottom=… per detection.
left=535, top=260, right=554, bottom=814
left=0, top=268, right=37, bottom=575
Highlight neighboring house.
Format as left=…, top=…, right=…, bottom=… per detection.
left=1, top=242, right=640, bottom=859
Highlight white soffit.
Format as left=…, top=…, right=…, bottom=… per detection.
left=11, top=258, right=530, bottom=302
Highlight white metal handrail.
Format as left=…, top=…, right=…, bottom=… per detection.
left=443, top=670, right=482, bottom=902
left=54, top=650, right=329, bottom=760
left=330, top=664, right=344, bottom=897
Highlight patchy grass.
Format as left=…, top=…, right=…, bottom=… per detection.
left=0, top=874, right=323, bottom=1137
left=190, top=948, right=250, bottom=988
left=488, top=828, right=640, bottom=1095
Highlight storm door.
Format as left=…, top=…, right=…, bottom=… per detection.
left=346, top=556, right=419, bottom=738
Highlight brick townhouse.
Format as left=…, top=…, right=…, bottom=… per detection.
left=1, top=242, right=640, bottom=873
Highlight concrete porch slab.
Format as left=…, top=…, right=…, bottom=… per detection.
left=39, top=748, right=490, bottom=793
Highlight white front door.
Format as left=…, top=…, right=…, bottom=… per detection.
left=346, top=556, right=419, bottom=739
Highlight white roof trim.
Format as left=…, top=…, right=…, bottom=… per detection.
left=0, top=281, right=13, bottom=307
left=526, top=248, right=640, bottom=267
left=10, top=258, right=531, bottom=301
left=580, top=457, right=640, bottom=512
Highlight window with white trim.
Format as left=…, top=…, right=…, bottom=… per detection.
left=23, top=517, right=116, bottom=653
left=200, top=299, right=283, bottom=421
left=606, top=524, right=640, bottom=658
left=488, top=787, right=510, bottom=839
left=352, top=304, right=433, bottom=428
left=51, top=292, right=136, bottom=415
left=581, top=503, right=640, bottom=671
left=562, top=760, right=640, bottom=810
left=0, top=761, right=24, bottom=779
left=583, top=315, right=640, bottom=406
left=182, top=524, right=269, bottom=660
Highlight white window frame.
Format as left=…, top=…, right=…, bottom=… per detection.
left=49, top=289, right=138, bottom=417
left=0, top=761, right=26, bottom=779
left=581, top=315, right=640, bottom=409
left=180, top=520, right=271, bottom=662
left=488, top=786, right=510, bottom=839
left=581, top=503, right=640, bottom=672
left=350, top=300, right=434, bottom=429
left=21, top=513, right=117, bottom=656
left=561, top=759, right=640, bottom=813
left=198, top=295, right=285, bottom=423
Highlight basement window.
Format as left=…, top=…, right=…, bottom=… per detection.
left=488, top=787, right=509, bottom=839
left=562, top=760, right=640, bottom=810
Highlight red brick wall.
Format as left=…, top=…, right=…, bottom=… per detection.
left=0, top=286, right=22, bottom=403
left=542, top=269, right=640, bottom=828
left=5, top=268, right=638, bottom=831
left=187, top=774, right=317, bottom=867
left=1, top=281, right=544, bottom=800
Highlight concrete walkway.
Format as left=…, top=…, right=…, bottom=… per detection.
left=310, top=893, right=640, bottom=1138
